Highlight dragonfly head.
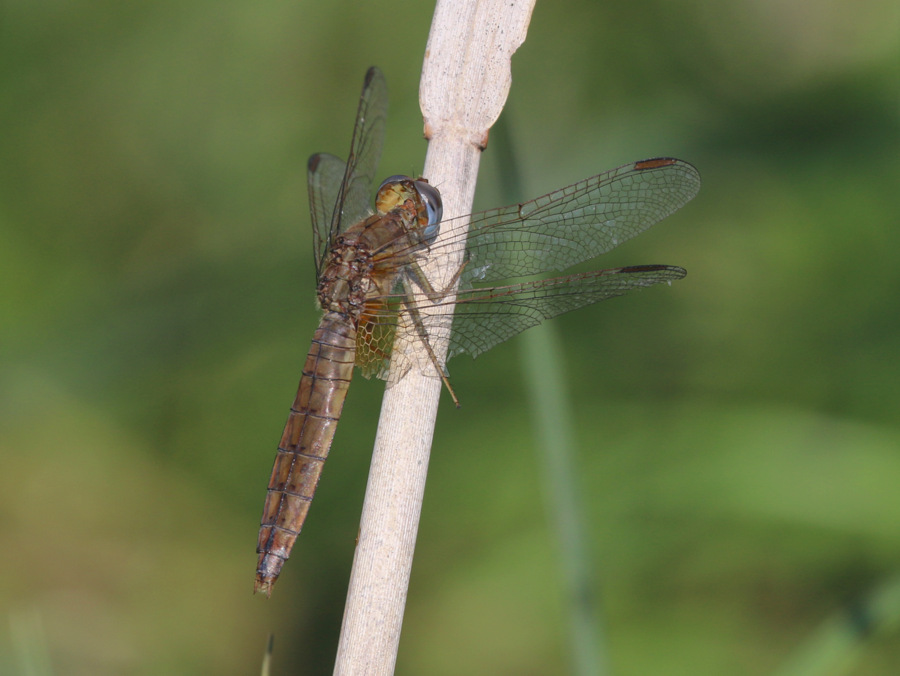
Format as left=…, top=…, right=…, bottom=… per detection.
left=376, top=175, right=443, bottom=244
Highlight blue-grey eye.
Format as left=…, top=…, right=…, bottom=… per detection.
left=414, top=181, right=443, bottom=227
left=378, top=175, right=411, bottom=191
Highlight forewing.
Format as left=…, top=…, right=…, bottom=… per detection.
left=306, top=68, right=388, bottom=278
left=457, top=158, right=700, bottom=286
left=329, top=69, right=388, bottom=237
left=308, top=152, right=348, bottom=275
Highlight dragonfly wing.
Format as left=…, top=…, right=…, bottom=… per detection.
left=328, top=68, right=389, bottom=241
left=308, top=152, right=348, bottom=276
left=445, top=265, right=686, bottom=361
left=307, top=68, right=389, bottom=279
left=352, top=266, right=684, bottom=380
left=458, top=158, right=700, bottom=286
left=355, top=298, right=400, bottom=380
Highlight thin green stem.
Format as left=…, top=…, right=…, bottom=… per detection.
left=772, top=575, right=900, bottom=676
left=494, top=115, right=609, bottom=676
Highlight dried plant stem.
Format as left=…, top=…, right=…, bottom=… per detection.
left=332, top=1, right=535, bottom=673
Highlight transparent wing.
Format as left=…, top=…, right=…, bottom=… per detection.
left=307, top=152, right=347, bottom=274
left=354, top=264, right=686, bottom=380
left=355, top=300, right=401, bottom=379
left=307, top=67, right=389, bottom=278
left=331, top=67, right=388, bottom=236
left=445, top=264, right=686, bottom=360
left=329, top=68, right=388, bottom=251
left=451, top=158, right=700, bottom=285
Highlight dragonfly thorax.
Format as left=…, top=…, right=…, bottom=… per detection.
left=316, top=241, right=376, bottom=315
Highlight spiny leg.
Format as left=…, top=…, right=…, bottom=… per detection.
left=400, top=273, right=461, bottom=407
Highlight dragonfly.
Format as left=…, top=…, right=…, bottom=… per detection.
left=255, top=67, right=700, bottom=595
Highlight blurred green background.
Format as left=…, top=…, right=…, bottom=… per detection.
left=2, top=0, right=899, bottom=673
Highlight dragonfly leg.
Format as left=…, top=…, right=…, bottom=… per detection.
left=400, top=275, right=461, bottom=408
left=405, top=259, right=468, bottom=302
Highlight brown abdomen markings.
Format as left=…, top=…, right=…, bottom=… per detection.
left=255, top=312, right=356, bottom=595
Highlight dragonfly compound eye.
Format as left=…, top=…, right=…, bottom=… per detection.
left=414, top=180, right=443, bottom=242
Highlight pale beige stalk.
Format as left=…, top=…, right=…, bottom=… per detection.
left=333, top=0, right=537, bottom=673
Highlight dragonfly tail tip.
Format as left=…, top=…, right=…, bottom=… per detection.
left=254, top=577, right=275, bottom=598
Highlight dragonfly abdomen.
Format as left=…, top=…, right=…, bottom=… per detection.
left=255, top=312, right=357, bottom=595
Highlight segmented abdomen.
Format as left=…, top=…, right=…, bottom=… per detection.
left=255, top=312, right=356, bottom=595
